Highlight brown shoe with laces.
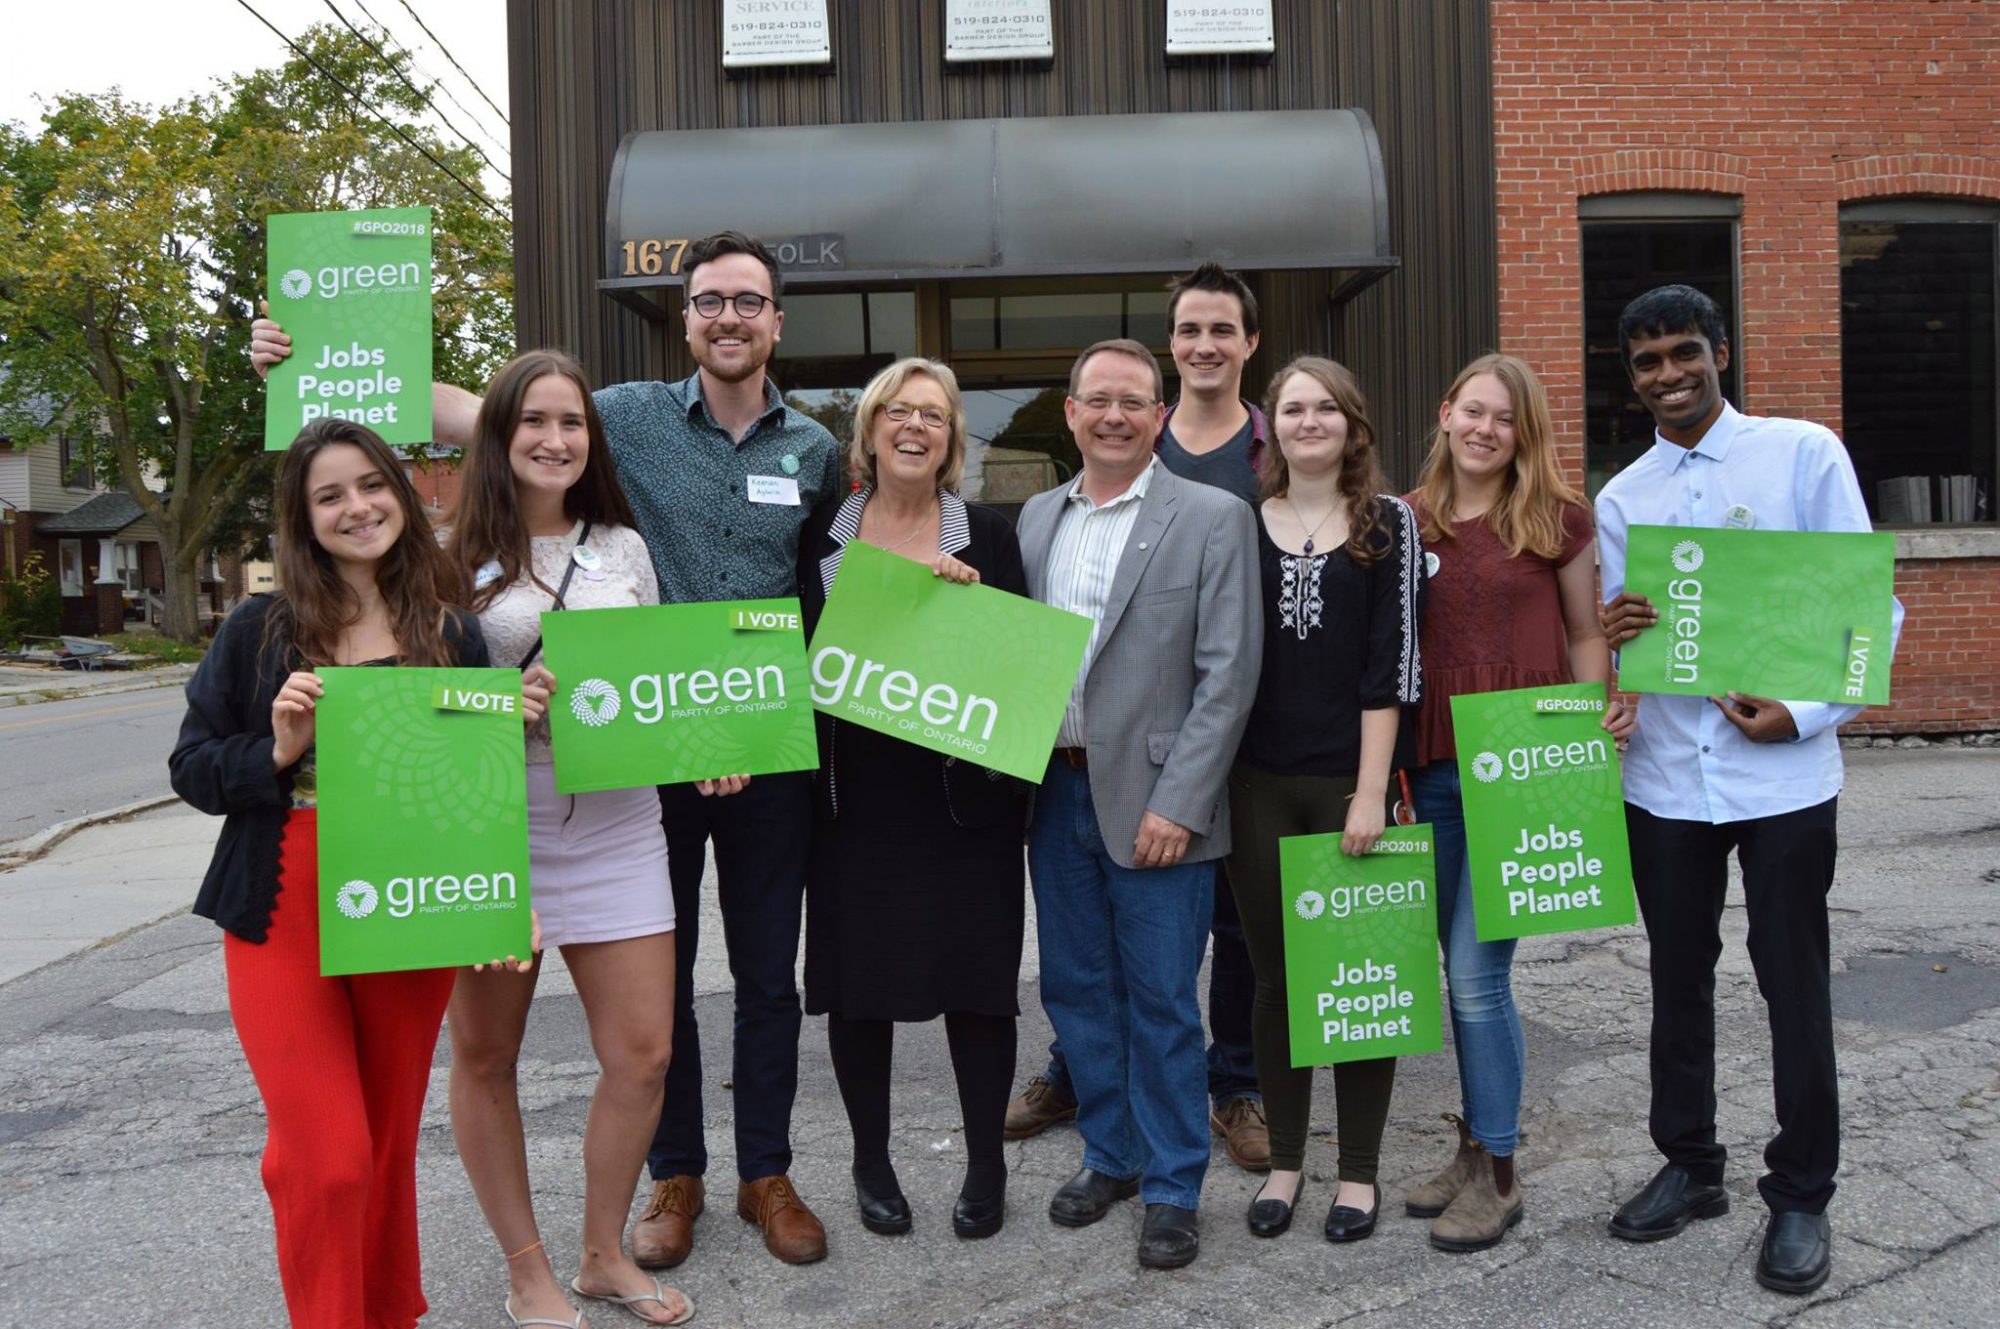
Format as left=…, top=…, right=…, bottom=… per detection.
left=1210, top=1096, right=1272, bottom=1172
left=1003, top=1074, right=1078, bottom=1140
left=737, top=1174, right=829, bottom=1264
left=632, top=1174, right=704, bottom=1269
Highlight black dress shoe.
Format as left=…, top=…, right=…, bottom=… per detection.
left=1323, top=1182, right=1380, bottom=1243
left=854, top=1168, right=912, bottom=1236
left=1756, top=1210, right=1831, bottom=1294
left=1608, top=1163, right=1729, bottom=1242
left=1048, top=1167, right=1140, bottom=1228
left=1246, top=1174, right=1304, bottom=1238
left=1137, top=1203, right=1199, bottom=1269
left=953, top=1181, right=1005, bottom=1240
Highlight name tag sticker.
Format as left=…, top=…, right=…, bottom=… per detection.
left=747, top=475, right=801, bottom=506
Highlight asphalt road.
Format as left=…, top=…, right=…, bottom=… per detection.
left=0, top=686, right=185, bottom=844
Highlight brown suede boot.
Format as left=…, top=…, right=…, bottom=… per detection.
left=1404, top=1114, right=1477, bottom=1218
left=1428, top=1143, right=1523, bottom=1252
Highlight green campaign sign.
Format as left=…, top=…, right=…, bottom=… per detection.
left=1451, top=682, right=1638, bottom=942
left=806, top=541, right=1092, bottom=784
left=265, top=207, right=434, bottom=451
left=539, top=600, right=818, bottom=792
left=314, top=666, right=531, bottom=976
left=1618, top=525, right=1896, bottom=705
left=1279, top=825, right=1443, bottom=1068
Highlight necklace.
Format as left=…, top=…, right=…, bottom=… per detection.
left=866, top=494, right=937, bottom=553
left=1287, top=495, right=1340, bottom=555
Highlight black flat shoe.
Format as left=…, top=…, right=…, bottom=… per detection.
left=1049, top=1167, right=1140, bottom=1228
left=1138, top=1203, right=1199, bottom=1269
left=1246, top=1174, right=1304, bottom=1238
left=953, top=1181, right=1006, bottom=1239
left=1323, top=1182, right=1380, bottom=1242
left=854, top=1167, right=911, bottom=1236
left=1755, top=1211, right=1831, bottom=1294
left=1608, top=1163, right=1729, bottom=1242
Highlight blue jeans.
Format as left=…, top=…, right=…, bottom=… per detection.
left=1028, top=759, right=1214, bottom=1208
left=1409, top=762, right=1524, bottom=1157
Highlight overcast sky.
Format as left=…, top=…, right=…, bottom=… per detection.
left=1, top=0, right=510, bottom=178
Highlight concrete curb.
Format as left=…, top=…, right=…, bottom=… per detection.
left=0, top=795, right=185, bottom=871
left=0, top=671, right=191, bottom=708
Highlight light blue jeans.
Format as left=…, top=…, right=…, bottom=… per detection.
left=1409, top=761, right=1524, bottom=1156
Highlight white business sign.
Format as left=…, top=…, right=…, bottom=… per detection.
left=722, top=0, right=832, bottom=69
left=1165, top=1, right=1275, bottom=56
left=946, top=0, right=1054, bottom=62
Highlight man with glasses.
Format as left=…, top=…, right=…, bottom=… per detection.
left=1016, top=338, right=1260, bottom=1269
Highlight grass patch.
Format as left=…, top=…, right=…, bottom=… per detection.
left=119, top=632, right=208, bottom=666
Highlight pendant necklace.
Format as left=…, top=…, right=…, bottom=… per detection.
left=1287, top=496, right=1339, bottom=555
left=868, top=495, right=936, bottom=553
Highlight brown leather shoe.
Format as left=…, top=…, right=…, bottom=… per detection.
left=1003, top=1074, right=1078, bottom=1140
left=631, top=1174, right=704, bottom=1269
left=736, top=1174, right=828, bottom=1264
left=1210, top=1096, right=1272, bottom=1172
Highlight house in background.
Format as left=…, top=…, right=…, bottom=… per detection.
left=0, top=423, right=172, bottom=636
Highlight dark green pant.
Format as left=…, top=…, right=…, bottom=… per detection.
left=1226, top=760, right=1397, bottom=1180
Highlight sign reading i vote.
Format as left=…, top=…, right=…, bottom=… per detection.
left=265, top=207, right=434, bottom=451
left=539, top=600, right=818, bottom=792
left=806, top=541, right=1092, bottom=784
left=1618, top=525, right=1896, bottom=706
left=1279, top=825, right=1443, bottom=1068
left=315, top=667, right=531, bottom=976
left=1451, top=682, right=1638, bottom=943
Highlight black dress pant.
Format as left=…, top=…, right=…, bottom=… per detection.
left=1626, top=796, right=1840, bottom=1214
left=648, top=771, right=812, bottom=1183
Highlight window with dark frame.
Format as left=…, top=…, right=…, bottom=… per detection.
left=1840, top=200, right=1998, bottom=526
left=58, top=433, right=93, bottom=490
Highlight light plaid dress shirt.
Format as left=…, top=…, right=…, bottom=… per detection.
left=1048, top=459, right=1158, bottom=747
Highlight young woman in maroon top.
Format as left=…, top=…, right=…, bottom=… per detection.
left=1402, top=354, right=1633, bottom=1251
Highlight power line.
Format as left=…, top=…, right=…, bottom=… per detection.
left=392, top=0, right=510, bottom=129
left=230, top=0, right=507, bottom=222
left=351, top=0, right=510, bottom=154
left=320, top=0, right=509, bottom=184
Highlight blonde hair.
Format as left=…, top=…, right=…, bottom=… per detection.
left=849, top=358, right=968, bottom=493
left=1414, top=353, right=1582, bottom=558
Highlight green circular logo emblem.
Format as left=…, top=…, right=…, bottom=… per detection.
left=336, top=879, right=379, bottom=919
left=1671, top=540, right=1705, bottom=573
left=1472, top=751, right=1504, bottom=784
left=570, top=678, right=621, bottom=727
left=279, top=269, right=312, bottom=300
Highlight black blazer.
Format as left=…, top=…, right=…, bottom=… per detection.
left=168, top=594, right=490, bottom=942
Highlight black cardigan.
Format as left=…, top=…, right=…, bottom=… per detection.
left=168, top=594, right=491, bottom=942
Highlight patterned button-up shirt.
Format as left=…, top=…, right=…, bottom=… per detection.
left=1048, top=459, right=1158, bottom=747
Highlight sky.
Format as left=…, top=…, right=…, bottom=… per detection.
left=0, top=0, right=511, bottom=182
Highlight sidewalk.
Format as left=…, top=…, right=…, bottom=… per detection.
left=0, top=750, right=1995, bottom=1327
left=0, top=659, right=194, bottom=707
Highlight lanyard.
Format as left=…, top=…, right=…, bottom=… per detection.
left=514, top=520, right=593, bottom=671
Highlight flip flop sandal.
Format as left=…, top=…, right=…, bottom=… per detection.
left=504, top=1293, right=584, bottom=1328
left=569, top=1275, right=695, bottom=1326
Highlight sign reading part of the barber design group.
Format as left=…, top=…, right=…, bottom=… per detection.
left=1164, top=0, right=1275, bottom=56
left=264, top=207, right=433, bottom=451
left=721, top=0, right=831, bottom=69
left=945, top=0, right=1053, bottom=62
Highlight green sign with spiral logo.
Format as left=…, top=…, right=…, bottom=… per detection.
left=539, top=599, right=817, bottom=792
left=1452, top=682, right=1637, bottom=943
left=1279, top=825, right=1443, bottom=1068
left=1617, top=525, right=1896, bottom=705
left=806, top=542, right=1093, bottom=783
left=314, top=667, right=532, bottom=975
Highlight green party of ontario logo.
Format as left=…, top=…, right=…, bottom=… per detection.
left=567, top=664, right=790, bottom=726
left=279, top=268, right=313, bottom=300
left=1663, top=539, right=1708, bottom=684
left=1472, top=751, right=1505, bottom=783
left=334, top=872, right=519, bottom=921
left=336, top=878, right=379, bottom=919
left=809, top=647, right=998, bottom=757
left=570, top=678, right=621, bottom=727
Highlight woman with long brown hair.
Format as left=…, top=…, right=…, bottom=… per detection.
left=1401, top=353, right=1631, bottom=1252
left=1224, top=356, right=1424, bottom=1242
left=443, top=350, right=693, bottom=1327
left=169, top=418, right=510, bottom=1329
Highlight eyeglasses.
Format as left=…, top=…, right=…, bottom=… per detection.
left=882, top=401, right=951, bottom=429
left=687, top=291, right=773, bottom=319
left=1073, top=394, right=1157, bottom=415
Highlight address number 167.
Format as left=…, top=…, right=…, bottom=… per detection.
left=620, top=238, right=690, bottom=277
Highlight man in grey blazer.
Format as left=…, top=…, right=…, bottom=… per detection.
left=1018, top=337, right=1261, bottom=1269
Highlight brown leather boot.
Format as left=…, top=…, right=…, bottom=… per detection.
left=631, top=1174, right=704, bottom=1269
left=1003, top=1074, right=1077, bottom=1140
left=737, top=1174, right=829, bottom=1264
left=1428, top=1143, right=1523, bottom=1252
left=1209, top=1096, right=1272, bottom=1172
left=1404, top=1113, right=1477, bottom=1217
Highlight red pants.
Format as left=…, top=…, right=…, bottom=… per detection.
left=224, top=810, right=457, bottom=1329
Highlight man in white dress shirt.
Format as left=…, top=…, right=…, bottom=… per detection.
left=1596, top=284, right=1902, bottom=1297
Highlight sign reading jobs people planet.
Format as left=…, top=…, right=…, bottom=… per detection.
left=264, top=207, right=433, bottom=451
left=1451, top=682, right=1637, bottom=943
left=314, top=667, right=532, bottom=976
left=1280, top=826, right=1443, bottom=1068
left=1617, top=525, right=1896, bottom=706
left=539, top=600, right=818, bottom=792
left=807, top=542, right=1091, bottom=783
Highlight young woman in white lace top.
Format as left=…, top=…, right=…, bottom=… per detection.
left=441, top=350, right=693, bottom=1327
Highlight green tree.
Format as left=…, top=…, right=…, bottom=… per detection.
left=0, top=24, right=512, bottom=639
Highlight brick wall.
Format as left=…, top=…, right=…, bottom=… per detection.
left=1491, top=0, right=2000, bottom=733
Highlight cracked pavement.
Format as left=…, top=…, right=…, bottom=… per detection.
left=0, top=749, right=1995, bottom=1327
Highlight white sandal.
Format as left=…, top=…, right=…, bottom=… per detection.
left=504, top=1293, right=585, bottom=1328
left=569, top=1275, right=695, bottom=1326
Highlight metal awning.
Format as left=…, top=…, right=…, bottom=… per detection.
left=600, top=109, right=1396, bottom=319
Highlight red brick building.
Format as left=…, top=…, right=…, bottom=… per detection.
left=1490, top=0, right=2000, bottom=733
